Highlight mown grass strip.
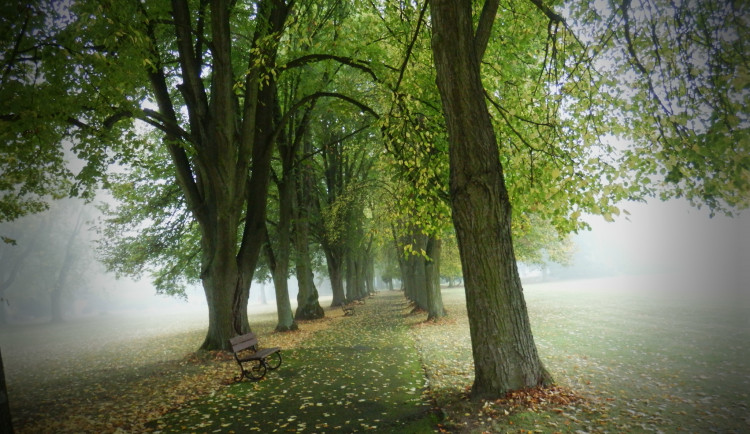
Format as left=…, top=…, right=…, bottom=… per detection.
left=149, top=292, right=434, bottom=433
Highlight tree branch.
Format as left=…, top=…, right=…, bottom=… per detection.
left=527, top=0, right=565, bottom=24
left=474, top=0, right=500, bottom=61
left=171, top=0, right=209, bottom=142
left=395, top=0, right=429, bottom=92
left=281, top=53, right=392, bottom=83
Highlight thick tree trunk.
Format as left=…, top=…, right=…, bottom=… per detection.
left=403, top=231, right=428, bottom=310
left=345, top=253, right=356, bottom=301
left=326, top=249, right=347, bottom=306
left=294, top=170, right=324, bottom=320
left=351, top=251, right=367, bottom=300
left=272, top=189, right=297, bottom=332
left=364, top=250, right=375, bottom=295
left=199, top=224, right=241, bottom=350
left=425, top=236, right=445, bottom=320
left=263, top=222, right=296, bottom=332
left=430, top=0, right=551, bottom=398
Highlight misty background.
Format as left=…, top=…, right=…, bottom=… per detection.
left=1, top=193, right=748, bottom=325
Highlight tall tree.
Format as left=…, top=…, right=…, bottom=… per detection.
left=430, top=0, right=552, bottom=397
left=428, top=0, right=749, bottom=398
left=7, top=0, right=295, bottom=350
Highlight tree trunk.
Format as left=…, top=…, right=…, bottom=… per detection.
left=326, top=249, right=347, bottom=306
left=430, top=0, right=551, bottom=398
left=0, top=347, right=13, bottom=434
left=403, top=231, right=428, bottom=310
left=294, top=167, right=324, bottom=320
left=199, top=228, right=242, bottom=351
left=263, top=224, right=297, bottom=332
left=345, top=253, right=356, bottom=301
left=425, top=236, right=445, bottom=320
left=364, top=250, right=375, bottom=295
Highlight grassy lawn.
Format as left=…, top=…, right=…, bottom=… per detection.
left=2, top=275, right=748, bottom=433
left=415, top=276, right=750, bottom=433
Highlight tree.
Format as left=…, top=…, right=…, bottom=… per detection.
left=428, top=0, right=749, bottom=398
left=430, top=0, right=552, bottom=397
left=568, top=0, right=750, bottom=213
left=293, top=138, right=325, bottom=320
left=0, top=1, right=74, bottom=224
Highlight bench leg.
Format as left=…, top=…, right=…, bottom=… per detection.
left=265, top=352, right=282, bottom=370
left=242, top=359, right=267, bottom=380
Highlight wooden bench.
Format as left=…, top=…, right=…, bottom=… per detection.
left=229, top=332, right=282, bottom=381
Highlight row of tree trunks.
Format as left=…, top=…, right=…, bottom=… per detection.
left=424, top=236, right=445, bottom=320
left=344, top=246, right=374, bottom=301
left=397, top=228, right=445, bottom=320
left=325, top=249, right=347, bottom=307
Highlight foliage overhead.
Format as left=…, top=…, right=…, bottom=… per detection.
left=1, top=0, right=747, bottom=306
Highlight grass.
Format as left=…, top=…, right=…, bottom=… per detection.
left=2, top=274, right=748, bottom=432
left=147, top=293, right=432, bottom=432
left=415, top=276, right=750, bottom=433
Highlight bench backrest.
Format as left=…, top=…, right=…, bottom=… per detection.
left=229, top=332, right=259, bottom=352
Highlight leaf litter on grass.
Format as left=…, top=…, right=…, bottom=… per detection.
left=2, top=308, right=336, bottom=433
left=6, top=279, right=748, bottom=433
left=410, top=284, right=750, bottom=433
left=150, top=292, right=433, bottom=433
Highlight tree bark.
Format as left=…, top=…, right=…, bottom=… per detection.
left=425, top=235, right=445, bottom=320
left=325, top=249, right=347, bottom=306
left=294, top=159, right=324, bottom=320
left=267, top=171, right=297, bottom=331
left=430, top=0, right=551, bottom=398
left=345, top=253, right=356, bottom=301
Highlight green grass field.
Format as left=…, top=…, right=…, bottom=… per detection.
left=1, top=275, right=748, bottom=432
left=418, top=276, right=750, bottom=432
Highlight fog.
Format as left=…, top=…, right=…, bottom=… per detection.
left=1, top=194, right=748, bottom=326
left=572, top=198, right=749, bottom=302
left=526, top=200, right=750, bottom=316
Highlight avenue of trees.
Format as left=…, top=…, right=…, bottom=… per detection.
left=1, top=0, right=747, bottom=402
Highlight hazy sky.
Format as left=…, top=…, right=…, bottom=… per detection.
left=582, top=197, right=749, bottom=297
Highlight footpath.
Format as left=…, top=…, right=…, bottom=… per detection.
left=149, top=291, right=436, bottom=433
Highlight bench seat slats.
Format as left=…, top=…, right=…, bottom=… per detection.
left=230, top=339, right=258, bottom=353
left=237, top=346, right=281, bottom=362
